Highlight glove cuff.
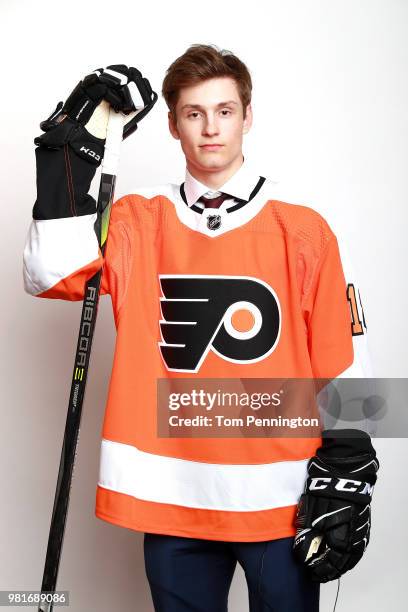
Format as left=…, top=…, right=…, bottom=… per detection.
left=317, top=429, right=379, bottom=472
left=318, top=429, right=376, bottom=461
left=305, top=429, right=379, bottom=505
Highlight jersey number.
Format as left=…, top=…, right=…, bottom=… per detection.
left=347, top=283, right=367, bottom=336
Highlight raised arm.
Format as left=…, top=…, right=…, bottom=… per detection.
left=23, top=65, right=156, bottom=301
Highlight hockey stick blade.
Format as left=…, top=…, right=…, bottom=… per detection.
left=37, top=108, right=125, bottom=612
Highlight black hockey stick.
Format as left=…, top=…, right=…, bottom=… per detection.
left=37, top=108, right=128, bottom=612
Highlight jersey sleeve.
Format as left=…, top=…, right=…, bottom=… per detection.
left=335, top=236, right=373, bottom=377
left=22, top=195, right=132, bottom=314
left=304, top=231, right=371, bottom=379
left=23, top=212, right=103, bottom=300
left=303, top=225, right=377, bottom=433
left=304, top=234, right=352, bottom=379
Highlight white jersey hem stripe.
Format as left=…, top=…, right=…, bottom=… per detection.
left=98, top=438, right=308, bottom=512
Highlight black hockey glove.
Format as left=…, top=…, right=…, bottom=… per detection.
left=293, top=429, right=379, bottom=583
left=38, top=64, right=156, bottom=137
left=32, top=65, right=157, bottom=220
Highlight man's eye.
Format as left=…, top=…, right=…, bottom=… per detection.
left=220, top=109, right=231, bottom=116
left=188, top=112, right=200, bottom=118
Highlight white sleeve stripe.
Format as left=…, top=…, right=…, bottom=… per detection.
left=23, top=214, right=100, bottom=295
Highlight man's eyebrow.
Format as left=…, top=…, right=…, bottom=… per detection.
left=180, top=101, right=239, bottom=110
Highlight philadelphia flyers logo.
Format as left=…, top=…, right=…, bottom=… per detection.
left=158, top=275, right=281, bottom=372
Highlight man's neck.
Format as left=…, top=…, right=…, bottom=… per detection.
left=187, top=154, right=244, bottom=191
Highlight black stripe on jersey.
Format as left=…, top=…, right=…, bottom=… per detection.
left=179, top=176, right=266, bottom=214
left=225, top=176, right=266, bottom=213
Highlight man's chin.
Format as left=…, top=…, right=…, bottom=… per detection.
left=195, top=156, right=229, bottom=171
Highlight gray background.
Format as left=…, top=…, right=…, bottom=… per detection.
left=2, top=0, right=407, bottom=610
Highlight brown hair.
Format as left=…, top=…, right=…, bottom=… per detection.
left=162, top=44, right=252, bottom=122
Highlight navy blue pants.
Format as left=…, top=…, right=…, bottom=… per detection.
left=144, top=534, right=320, bottom=611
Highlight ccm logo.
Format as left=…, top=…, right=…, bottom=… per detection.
left=309, top=477, right=374, bottom=496
left=80, top=146, right=101, bottom=162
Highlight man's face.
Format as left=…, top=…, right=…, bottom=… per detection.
left=168, top=77, right=252, bottom=175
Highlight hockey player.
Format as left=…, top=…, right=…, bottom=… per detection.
left=23, top=45, right=379, bottom=611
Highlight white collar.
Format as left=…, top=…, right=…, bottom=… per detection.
left=183, top=160, right=262, bottom=207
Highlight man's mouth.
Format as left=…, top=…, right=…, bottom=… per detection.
left=199, top=144, right=224, bottom=151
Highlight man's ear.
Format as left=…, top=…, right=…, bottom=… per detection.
left=242, top=104, right=253, bottom=135
left=168, top=112, right=180, bottom=140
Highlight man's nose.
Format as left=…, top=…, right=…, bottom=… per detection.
left=203, top=114, right=219, bottom=136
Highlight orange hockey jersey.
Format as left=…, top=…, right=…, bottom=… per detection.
left=23, top=163, right=372, bottom=541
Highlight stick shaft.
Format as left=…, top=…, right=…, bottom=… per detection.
left=38, top=109, right=124, bottom=612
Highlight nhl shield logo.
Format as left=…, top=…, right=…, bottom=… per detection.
left=207, top=214, right=222, bottom=230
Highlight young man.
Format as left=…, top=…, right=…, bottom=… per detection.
left=23, top=45, right=379, bottom=611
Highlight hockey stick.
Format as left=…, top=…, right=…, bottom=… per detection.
left=37, top=108, right=125, bottom=612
